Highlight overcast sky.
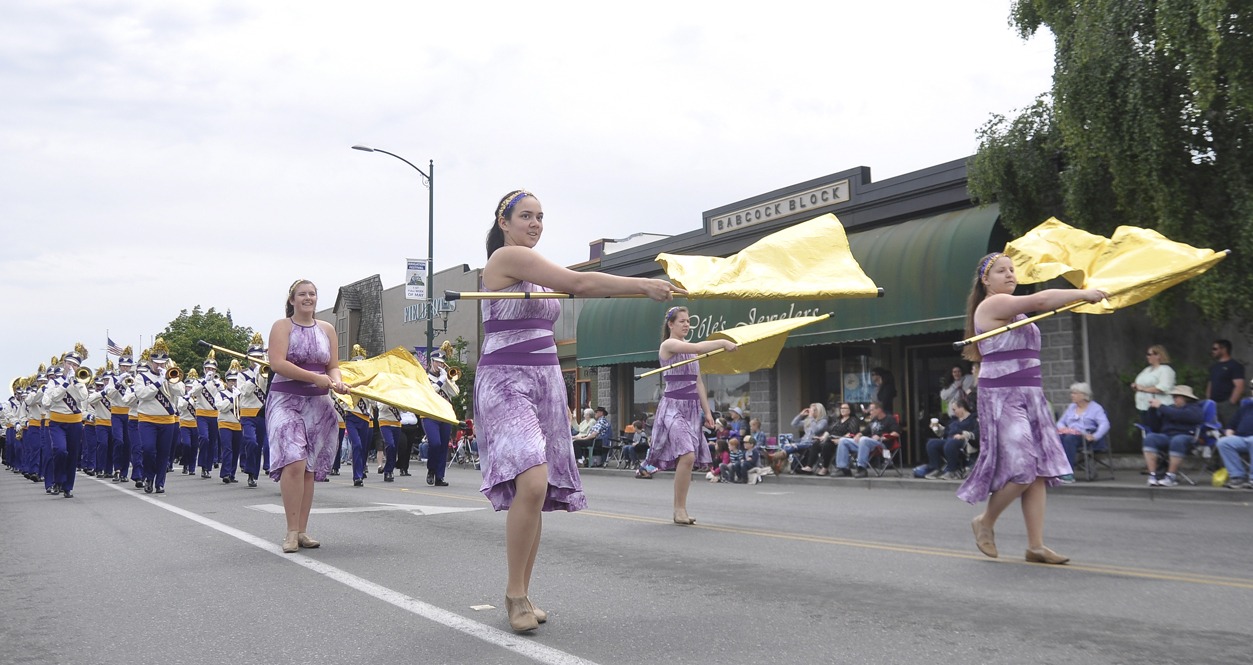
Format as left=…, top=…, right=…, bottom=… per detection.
left=0, top=0, right=1054, bottom=388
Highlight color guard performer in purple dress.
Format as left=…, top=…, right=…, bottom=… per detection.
left=958, top=253, right=1105, bottom=564
left=477, top=189, right=680, bottom=632
left=645, top=306, right=735, bottom=525
left=266, top=279, right=350, bottom=554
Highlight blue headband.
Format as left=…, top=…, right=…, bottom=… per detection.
left=497, top=190, right=531, bottom=220
left=978, top=253, right=1003, bottom=279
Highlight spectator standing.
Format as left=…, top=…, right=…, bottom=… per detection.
left=940, top=365, right=976, bottom=418
left=398, top=410, right=420, bottom=477
left=871, top=368, right=897, bottom=414
left=1131, top=345, right=1176, bottom=425
left=1207, top=339, right=1246, bottom=426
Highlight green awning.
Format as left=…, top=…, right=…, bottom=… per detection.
left=576, top=205, right=1005, bottom=367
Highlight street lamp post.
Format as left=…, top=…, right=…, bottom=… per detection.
left=352, top=145, right=435, bottom=359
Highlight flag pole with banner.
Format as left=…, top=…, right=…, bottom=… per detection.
left=953, top=219, right=1230, bottom=349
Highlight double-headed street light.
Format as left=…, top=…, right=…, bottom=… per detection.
left=351, top=145, right=436, bottom=359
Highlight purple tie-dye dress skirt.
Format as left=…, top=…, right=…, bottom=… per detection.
left=957, top=315, right=1071, bottom=504
left=645, top=352, right=712, bottom=471
left=474, top=281, right=586, bottom=512
left=265, top=320, right=339, bottom=482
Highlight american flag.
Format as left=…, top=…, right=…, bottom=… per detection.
left=106, top=337, right=124, bottom=356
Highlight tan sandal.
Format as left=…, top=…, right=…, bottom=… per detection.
left=527, top=598, right=547, bottom=623
left=281, top=531, right=299, bottom=554
left=505, top=595, right=538, bottom=632
left=297, top=532, right=320, bottom=549
left=971, top=514, right=997, bottom=558
left=1025, top=546, right=1069, bottom=565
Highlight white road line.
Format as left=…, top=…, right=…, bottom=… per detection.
left=96, top=479, right=598, bottom=665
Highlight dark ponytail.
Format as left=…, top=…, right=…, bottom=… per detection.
left=487, top=189, right=531, bottom=258
left=962, top=252, right=1001, bottom=362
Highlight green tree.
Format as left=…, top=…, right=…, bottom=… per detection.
left=969, top=0, right=1253, bottom=324
left=444, top=336, right=474, bottom=422
left=158, top=306, right=254, bottom=375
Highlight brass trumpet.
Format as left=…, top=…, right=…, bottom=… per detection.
left=75, top=367, right=93, bottom=383
left=166, top=367, right=182, bottom=382
left=123, top=375, right=135, bottom=388
left=448, top=366, right=462, bottom=383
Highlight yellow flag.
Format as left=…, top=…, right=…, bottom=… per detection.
left=698, top=314, right=831, bottom=375
left=656, top=214, right=880, bottom=300
left=1005, top=218, right=1228, bottom=314
left=337, top=347, right=459, bottom=425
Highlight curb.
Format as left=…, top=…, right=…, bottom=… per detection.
left=576, top=466, right=1253, bottom=504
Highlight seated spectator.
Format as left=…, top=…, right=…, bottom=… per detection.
left=923, top=398, right=978, bottom=480
left=1216, top=392, right=1253, bottom=489
left=718, top=437, right=744, bottom=483
left=573, top=406, right=611, bottom=467
left=573, top=408, right=594, bottom=439
left=708, top=438, right=731, bottom=482
left=622, top=418, right=648, bottom=468
left=726, top=407, right=747, bottom=440
left=1055, top=382, right=1111, bottom=483
left=776, top=403, right=828, bottom=472
left=835, top=401, right=897, bottom=478
left=743, top=417, right=763, bottom=448
left=730, top=436, right=760, bottom=484
left=804, top=402, right=859, bottom=476
left=1142, top=386, right=1204, bottom=487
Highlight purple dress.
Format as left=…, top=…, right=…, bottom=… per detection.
left=646, top=352, right=712, bottom=471
left=957, top=315, right=1071, bottom=504
left=474, top=281, right=585, bottom=512
left=265, top=320, right=339, bottom=482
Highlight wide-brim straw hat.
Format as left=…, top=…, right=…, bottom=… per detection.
left=1169, top=385, right=1199, bottom=401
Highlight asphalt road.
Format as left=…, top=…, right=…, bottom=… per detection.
left=2, top=463, right=1250, bottom=665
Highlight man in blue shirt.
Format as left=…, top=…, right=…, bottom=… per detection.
left=1207, top=339, right=1246, bottom=426
left=1216, top=390, right=1253, bottom=489
left=573, top=406, right=611, bottom=467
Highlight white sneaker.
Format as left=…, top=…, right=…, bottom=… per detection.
left=1158, top=475, right=1178, bottom=487
left=1147, top=475, right=1159, bottom=486
left=924, top=469, right=942, bottom=480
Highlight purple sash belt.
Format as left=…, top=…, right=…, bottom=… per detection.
left=480, top=319, right=559, bottom=367
left=269, top=361, right=328, bottom=397
left=979, top=366, right=1042, bottom=389
left=663, top=375, right=698, bottom=400
left=981, top=348, right=1037, bottom=363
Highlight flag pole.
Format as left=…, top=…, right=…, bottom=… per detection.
left=446, top=288, right=884, bottom=301
left=633, top=313, right=832, bottom=380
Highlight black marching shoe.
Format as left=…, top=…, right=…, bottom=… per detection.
left=144, top=479, right=154, bottom=494
left=222, top=477, right=231, bottom=485
left=134, top=480, right=144, bottom=489
left=434, top=478, right=448, bottom=487
left=155, top=486, right=165, bottom=494
left=201, top=470, right=210, bottom=479
left=63, top=489, right=73, bottom=498
left=247, top=474, right=257, bottom=488
left=329, top=469, right=340, bottom=476
left=399, top=470, right=410, bottom=477
left=353, top=478, right=363, bottom=487
left=229, top=476, right=239, bottom=483
left=383, top=472, right=394, bottom=482
left=113, top=472, right=123, bottom=483
left=426, top=471, right=435, bottom=486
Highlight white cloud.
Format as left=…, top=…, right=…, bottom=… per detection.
left=0, top=0, right=1055, bottom=383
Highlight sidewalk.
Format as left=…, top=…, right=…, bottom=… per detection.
left=578, top=460, right=1253, bottom=504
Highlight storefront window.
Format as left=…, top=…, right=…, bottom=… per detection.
left=819, top=346, right=889, bottom=410
left=704, top=373, right=750, bottom=418
left=629, top=369, right=752, bottom=425
left=631, top=368, right=661, bottom=426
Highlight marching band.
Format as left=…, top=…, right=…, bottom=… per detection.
left=1, top=337, right=464, bottom=500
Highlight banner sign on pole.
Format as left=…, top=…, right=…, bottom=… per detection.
left=405, top=258, right=429, bottom=301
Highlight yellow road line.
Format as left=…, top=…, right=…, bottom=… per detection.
left=326, top=481, right=1253, bottom=591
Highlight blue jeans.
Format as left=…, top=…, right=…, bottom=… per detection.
left=1217, top=435, right=1253, bottom=479
left=925, top=437, right=965, bottom=473
left=1143, top=432, right=1192, bottom=458
left=836, top=437, right=881, bottom=469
